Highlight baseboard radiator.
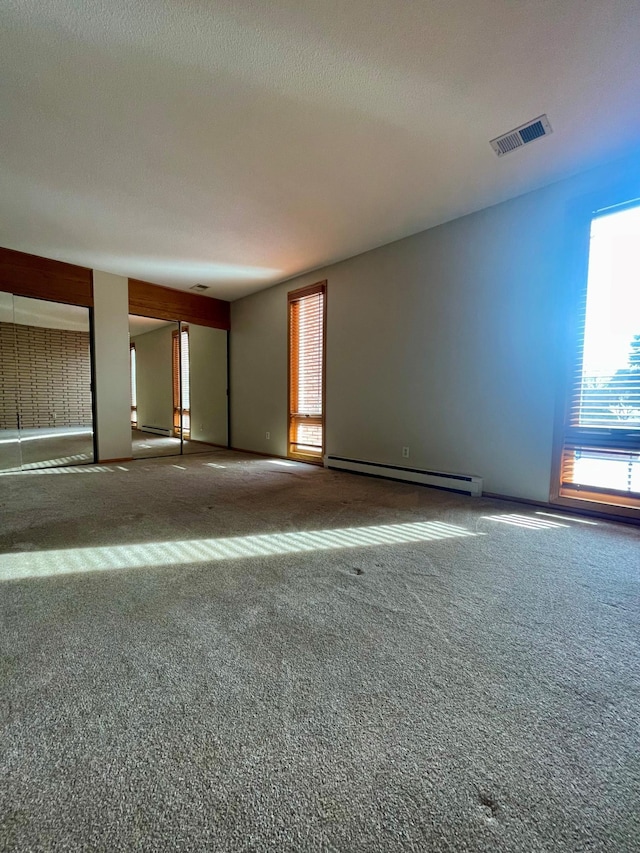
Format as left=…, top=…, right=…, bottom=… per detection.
left=325, top=455, right=483, bottom=497
left=140, top=425, right=172, bottom=436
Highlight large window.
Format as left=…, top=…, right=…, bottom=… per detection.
left=288, top=282, right=326, bottom=462
left=554, top=201, right=640, bottom=513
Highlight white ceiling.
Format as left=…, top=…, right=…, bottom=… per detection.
left=1, top=0, right=640, bottom=301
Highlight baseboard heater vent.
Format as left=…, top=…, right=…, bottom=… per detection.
left=141, top=425, right=172, bottom=436
left=326, top=456, right=483, bottom=497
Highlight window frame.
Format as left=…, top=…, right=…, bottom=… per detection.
left=287, top=281, right=327, bottom=464
left=550, top=194, right=640, bottom=519
left=172, top=325, right=191, bottom=439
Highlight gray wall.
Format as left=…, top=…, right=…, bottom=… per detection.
left=230, top=150, right=640, bottom=502
left=93, top=272, right=131, bottom=461
left=132, top=323, right=175, bottom=434
left=189, top=325, right=228, bottom=446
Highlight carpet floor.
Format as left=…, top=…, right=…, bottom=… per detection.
left=0, top=450, right=638, bottom=852
left=0, top=428, right=217, bottom=473
left=0, top=427, right=94, bottom=472
left=131, top=430, right=219, bottom=460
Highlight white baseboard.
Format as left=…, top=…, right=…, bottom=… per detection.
left=325, top=455, right=482, bottom=497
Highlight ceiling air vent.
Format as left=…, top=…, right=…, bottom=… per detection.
left=490, top=114, right=552, bottom=157
left=190, top=284, right=209, bottom=292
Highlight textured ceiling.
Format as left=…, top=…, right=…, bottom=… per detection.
left=1, top=0, right=640, bottom=301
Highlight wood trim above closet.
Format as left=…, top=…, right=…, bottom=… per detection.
left=129, top=279, right=230, bottom=330
left=0, top=247, right=93, bottom=307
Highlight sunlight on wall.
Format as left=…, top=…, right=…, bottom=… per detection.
left=19, top=428, right=92, bottom=443
left=0, top=520, right=479, bottom=581
left=0, top=429, right=92, bottom=446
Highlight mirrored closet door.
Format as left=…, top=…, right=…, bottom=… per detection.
left=182, top=323, right=228, bottom=454
left=0, top=293, right=21, bottom=471
left=129, top=315, right=228, bottom=459
left=129, top=316, right=181, bottom=459
left=0, top=294, right=95, bottom=472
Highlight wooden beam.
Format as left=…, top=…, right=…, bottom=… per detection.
left=0, top=247, right=93, bottom=306
left=128, top=279, right=230, bottom=330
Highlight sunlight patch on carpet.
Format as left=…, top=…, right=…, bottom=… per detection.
left=0, top=465, right=112, bottom=477
left=0, top=521, right=480, bottom=581
left=482, top=513, right=569, bottom=529
left=535, top=511, right=598, bottom=525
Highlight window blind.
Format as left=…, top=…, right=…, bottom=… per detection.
left=180, top=327, right=190, bottom=437
left=172, top=327, right=191, bottom=438
left=558, top=203, right=640, bottom=509
left=288, top=283, right=326, bottom=461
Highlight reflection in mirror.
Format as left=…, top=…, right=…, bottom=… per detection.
left=182, top=324, right=228, bottom=454
left=128, top=317, right=228, bottom=459
left=129, top=315, right=182, bottom=459
left=0, top=293, right=21, bottom=472
left=0, top=294, right=95, bottom=471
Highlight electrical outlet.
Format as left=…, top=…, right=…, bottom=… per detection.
left=266, top=431, right=270, bottom=440
left=402, top=446, right=410, bottom=458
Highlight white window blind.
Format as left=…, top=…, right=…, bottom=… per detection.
left=288, top=283, right=325, bottom=460
left=559, top=203, right=640, bottom=508
left=172, top=327, right=191, bottom=438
